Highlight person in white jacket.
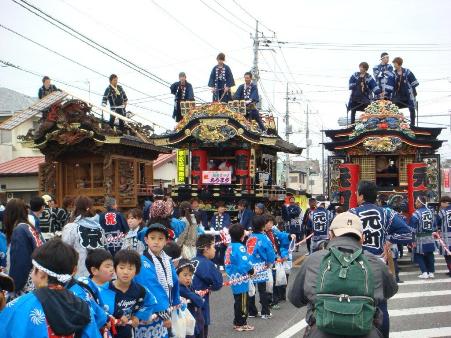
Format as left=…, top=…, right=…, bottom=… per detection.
left=62, top=196, right=105, bottom=277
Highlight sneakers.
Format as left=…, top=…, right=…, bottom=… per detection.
left=260, top=313, right=273, bottom=320
left=270, top=304, right=281, bottom=310
left=248, top=312, right=260, bottom=318
left=428, top=273, right=435, bottom=278
left=234, top=325, right=255, bottom=332
left=418, top=272, right=429, bottom=279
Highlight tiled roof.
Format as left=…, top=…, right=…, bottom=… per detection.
left=0, top=156, right=45, bottom=176
left=153, top=153, right=176, bottom=169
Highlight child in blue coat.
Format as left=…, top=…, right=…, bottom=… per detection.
left=225, top=224, right=255, bottom=332
left=177, top=258, right=206, bottom=338
left=0, top=239, right=91, bottom=338
left=191, top=234, right=223, bottom=337
left=100, top=249, right=156, bottom=338
left=246, top=215, right=276, bottom=319
left=135, top=224, right=181, bottom=338
left=209, top=201, right=231, bottom=269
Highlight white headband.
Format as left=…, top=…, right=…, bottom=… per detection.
left=416, top=196, right=427, bottom=207
left=32, top=259, right=72, bottom=283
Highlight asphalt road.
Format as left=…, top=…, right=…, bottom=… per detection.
left=208, top=245, right=451, bottom=338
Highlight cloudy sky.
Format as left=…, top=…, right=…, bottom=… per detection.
left=1, top=0, right=450, bottom=161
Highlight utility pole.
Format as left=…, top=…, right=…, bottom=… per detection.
left=284, top=82, right=290, bottom=186
left=306, top=104, right=310, bottom=194
left=251, top=20, right=261, bottom=109
left=321, top=123, right=325, bottom=196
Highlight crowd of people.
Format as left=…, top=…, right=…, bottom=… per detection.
left=0, top=181, right=450, bottom=337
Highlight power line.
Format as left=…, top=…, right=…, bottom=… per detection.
left=212, top=0, right=254, bottom=31
left=278, top=40, right=451, bottom=47
left=0, top=59, right=174, bottom=123
left=12, top=0, right=171, bottom=87
left=12, top=0, right=208, bottom=103
left=199, top=0, right=249, bottom=33
left=0, top=23, right=174, bottom=108
left=231, top=0, right=275, bottom=34
left=148, top=0, right=248, bottom=67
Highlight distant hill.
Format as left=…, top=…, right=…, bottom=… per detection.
left=0, top=87, right=37, bottom=113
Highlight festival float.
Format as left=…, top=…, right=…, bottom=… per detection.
left=16, top=91, right=169, bottom=210
left=324, top=100, right=444, bottom=213
left=152, top=100, right=303, bottom=213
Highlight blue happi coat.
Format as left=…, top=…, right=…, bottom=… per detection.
left=0, top=293, right=54, bottom=338
left=170, top=81, right=194, bottom=101
left=373, top=63, right=394, bottom=98
left=209, top=212, right=231, bottom=231
left=208, top=64, right=235, bottom=91
left=77, top=276, right=105, bottom=309
left=393, top=67, right=419, bottom=110
left=246, top=232, right=276, bottom=266
left=191, top=253, right=223, bottom=325
left=0, top=232, right=6, bottom=267
left=100, top=280, right=156, bottom=338
left=0, top=288, right=97, bottom=338
left=69, top=281, right=107, bottom=338
left=134, top=252, right=180, bottom=338
left=349, top=202, right=412, bottom=256
left=99, top=208, right=129, bottom=256
left=237, top=208, right=254, bottom=230
left=409, top=206, right=436, bottom=254
left=225, top=242, right=253, bottom=294
left=306, top=206, right=333, bottom=251
left=273, top=227, right=291, bottom=259
left=234, top=83, right=259, bottom=103
left=348, top=72, right=381, bottom=107
left=437, top=205, right=451, bottom=256
left=282, top=204, right=302, bottom=234
left=179, top=283, right=205, bottom=336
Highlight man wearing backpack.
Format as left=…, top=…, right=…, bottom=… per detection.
left=289, top=212, right=398, bottom=338
left=349, top=181, right=412, bottom=338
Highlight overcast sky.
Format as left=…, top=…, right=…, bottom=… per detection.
left=1, top=0, right=450, bottom=161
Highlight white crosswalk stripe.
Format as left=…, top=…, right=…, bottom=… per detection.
left=391, top=327, right=451, bottom=338
left=390, top=251, right=451, bottom=337
left=399, top=278, right=451, bottom=285
left=391, top=290, right=451, bottom=299
left=399, top=269, right=448, bottom=276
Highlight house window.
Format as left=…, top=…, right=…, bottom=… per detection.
left=0, top=130, right=12, bottom=144
left=289, top=175, right=298, bottom=183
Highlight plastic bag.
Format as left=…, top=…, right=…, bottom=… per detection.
left=266, top=268, right=273, bottom=293
left=181, top=245, right=196, bottom=259
left=283, top=260, right=292, bottom=273
left=171, top=309, right=187, bottom=338
left=185, top=309, right=196, bottom=336
left=275, top=262, right=287, bottom=286
left=248, top=281, right=256, bottom=297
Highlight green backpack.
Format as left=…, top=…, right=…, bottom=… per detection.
left=314, top=247, right=376, bottom=336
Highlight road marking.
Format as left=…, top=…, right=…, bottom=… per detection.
left=277, top=303, right=451, bottom=337
left=391, top=290, right=451, bottom=299
left=390, top=305, right=451, bottom=316
left=399, top=269, right=448, bottom=276
left=274, top=319, right=307, bottom=338
left=391, top=327, right=451, bottom=337
left=400, top=278, right=451, bottom=286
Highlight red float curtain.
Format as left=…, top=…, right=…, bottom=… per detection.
left=339, top=163, right=360, bottom=209
left=191, top=150, right=207, bottom=186
left=235, top=149, right=250, bottom=186
left=407, top=163, right=427, bottom=215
